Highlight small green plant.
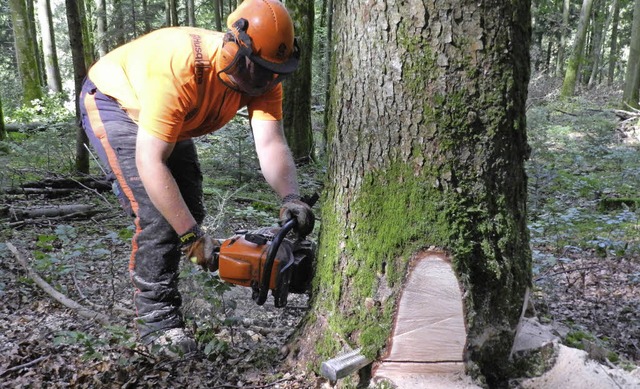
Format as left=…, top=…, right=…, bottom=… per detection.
left=54, top=330, right=105, bottom=361
left=6, top=92, right=73, bottom=124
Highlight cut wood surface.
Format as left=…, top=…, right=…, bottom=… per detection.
left=374, top=251, right=467, bottom=384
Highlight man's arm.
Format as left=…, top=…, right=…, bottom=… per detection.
left=251, top=118, right=299, bottom=199
left=136, top=128, right=196, bottom=235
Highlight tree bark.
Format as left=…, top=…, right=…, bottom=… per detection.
left=561, top=0, right=594, bottom=97
left=95, top=0, right=108, bottom=57
left=293, top=0, right=531, bottom=386
left=9, top=0, right=43, bottom=105
left=623, top=0, right=640, bottom=108
left=166, top=0, right=178, bottom=26
left=77, top=0, right=95, bottom=69
left=213, top=0, right=222, bottom=30
left=0, top=98, right=5, bottom=141
left=36, top=0, right=62, bottom=93
left=65, top=0, right=90, bottom=174
left=587, top=0, right=606, bottom=90
left=555, top=0, right=571, bottom=77
left=282, top=0, right=314, bottom=162
left=608, top=0, right=620, bottom=86
left=186, top=0, right=196, bottom=26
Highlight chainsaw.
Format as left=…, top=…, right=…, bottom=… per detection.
left=212, top=194, right=318, bottom=308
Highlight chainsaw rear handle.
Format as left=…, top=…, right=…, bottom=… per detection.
left=255, top=217, right=297, bottom=305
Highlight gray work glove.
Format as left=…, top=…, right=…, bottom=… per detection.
left=280, top=194, right=315, bottom=237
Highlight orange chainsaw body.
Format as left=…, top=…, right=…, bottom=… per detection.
left=218, top=234, right=281, bottom=290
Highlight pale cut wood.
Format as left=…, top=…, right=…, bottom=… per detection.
left=383, top=252, right=466, bottom=363
left=373, top=252, right=468, bottom=386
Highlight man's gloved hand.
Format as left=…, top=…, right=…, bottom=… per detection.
left=179, top=226, right=220, bottom=272
left=280, top=194, right=315, bottom=237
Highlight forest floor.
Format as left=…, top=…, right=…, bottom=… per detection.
left=1, top=79, right=639, bottom=388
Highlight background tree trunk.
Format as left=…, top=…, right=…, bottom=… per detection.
left=9, top=0, right=43, bottom=105
left=293, top=0, right=531, bottom=386
left=36, top=0, right=62, bottom=93
left=65, top=0, right=90, bottom=174
left=623, top=0, right=640, bottom=108
left=142, top=0, right=151, bottom=34
left=555, top=0, right=571, bottom=77
left=186, top=0, right=195, bottom=26
left=113, top=0, right=125, bottom=46
left=608, top=0, right=620, bottom=86
left=214, top=0, right=222, bottom=30
left=561, top=0, right=595, bottom=97
left=166, top=0, right=178, bottom=26
left=95, top=0, right=108, bottom=57
left=77, top=0, right=94, bottom=68
left=587, top=0, right=606, bottom=89
left=282, top=0, right=314, bottom=162
left=0, top=98, right=6, bottom=141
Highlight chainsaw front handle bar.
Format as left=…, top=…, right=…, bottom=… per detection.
left=256, top=217, right=297, bottom=305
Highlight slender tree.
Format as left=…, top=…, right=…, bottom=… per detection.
left=587, top=0, right=606, bottom=89
left=186, top=0, right=196, bottom=26
left=0, top=98, right=6, bottom=141
left=282, top=0, right=314, bottom=162
left=65, top=0, right=90, bottom=174
left=77, top=0, right=94, bottom=68
left=166, top=0, right=178, bottom=26
left=561, top=0, right=595, bottom=97
left=623, top=0, right=640, bottom=108
left=95, top=0, right=108, bottom=57
left=36, top=0, right=62, bottom=93
left=292, top=1, right=531, bottom=387
left=214, top=0, right=222, bottom=30
left=9, top=0, right=43, bottom=105
left=608, top=0, right=620, bottom=86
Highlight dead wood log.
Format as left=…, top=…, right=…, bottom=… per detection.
left=6, top=242, right=112, bottom=325
left=5, top=122, right=49, bottom=132
left=14, top=176, right=111, bottom=191
left=6, top=204, right=97, bottom=220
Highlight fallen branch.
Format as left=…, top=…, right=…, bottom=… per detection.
left=8, top=176, right=111, bottom=192
left=6, top=204, right=98, bottom=220
left=0, top=355, right=49, bottom=377
left=6, top=242, right=112, bottom=325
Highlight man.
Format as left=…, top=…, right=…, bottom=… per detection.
left=79, top=0, right=314, bottom=355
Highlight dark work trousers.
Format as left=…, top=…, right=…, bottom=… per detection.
left=79, top=78, right=205, bottom=341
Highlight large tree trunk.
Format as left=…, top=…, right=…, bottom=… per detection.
left=9, top=0, right=43, bottom=105
left=623, top=0, right=640, bottom=108
left=65, top=0, right=90, bottom=174
left=282, top=0, right=314, bottom=163
left=292, top=0, right=532, bottom=387
left=36, top=0, right=62, bottom=93
left=561, top=0, right=594, bottom=97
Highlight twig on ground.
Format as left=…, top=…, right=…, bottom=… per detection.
left=0, top=355, right=49, bottom=377
left=212, top=377, right=290, bottom=389
left=6, top=242, right=112, bottom=325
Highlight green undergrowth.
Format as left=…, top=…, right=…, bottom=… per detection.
left=527, top=98, right=640, bottom=269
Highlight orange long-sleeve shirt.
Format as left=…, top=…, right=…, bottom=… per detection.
left=88, top=27, right=282, bottom=143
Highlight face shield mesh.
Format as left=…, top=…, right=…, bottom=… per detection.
left=218, top=54, right=290, bottom=96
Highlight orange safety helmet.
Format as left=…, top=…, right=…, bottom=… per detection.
left=217, top=0, right=300, bottom=95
